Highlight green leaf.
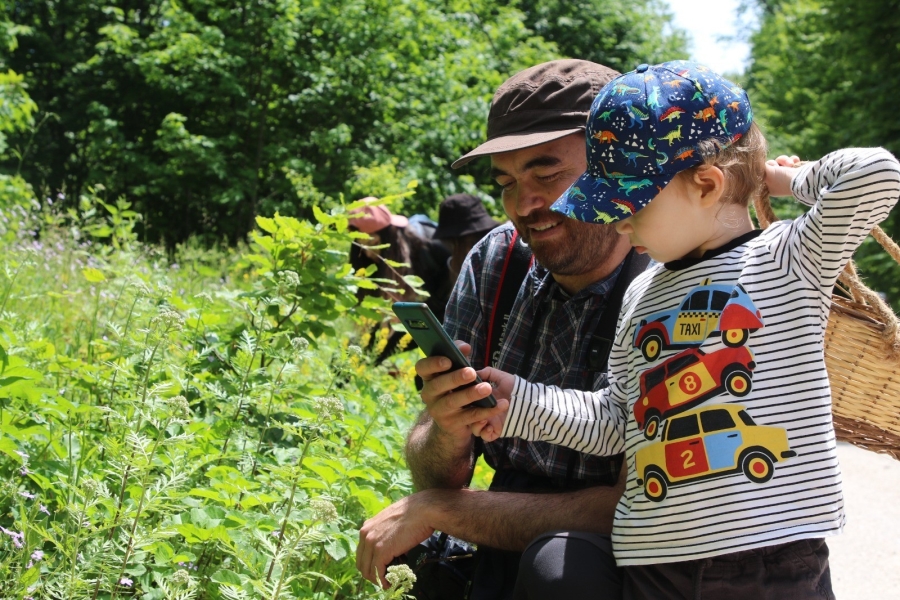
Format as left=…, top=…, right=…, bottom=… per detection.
left=402, top=275, right=425, bottom=289
left=312, top=204, right=335, bottom=226
left=256, top=215, right=277, bottom=233
left=189, top=488, right=225, bottom=503
left=82, top=267, right=106, bottom=283
left=0, top=436, right=22, bottom=462
left=349, top=483, right=388, bottom=515
left=324, top=537, right=348, bottom=561
left=211, top=570, right=243, bottom=585
left=152, top=541, right=175, bottom=565
left=355, top=279, right=379, bottom=290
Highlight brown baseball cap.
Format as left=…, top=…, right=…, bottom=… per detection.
left=451, top=59, right=620, bottom=169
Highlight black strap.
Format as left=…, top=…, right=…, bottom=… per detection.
left=586, top=249, right=651, bottom=374
left=486, top=232, right=532, bottom=368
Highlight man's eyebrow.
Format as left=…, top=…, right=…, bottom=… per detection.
left=490, top=155, right=562, bottom=179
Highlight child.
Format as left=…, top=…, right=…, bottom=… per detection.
left=471, top=60, right=900, bottom=599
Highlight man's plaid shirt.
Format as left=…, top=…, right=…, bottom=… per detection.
left=445, top=223, right=623, bottom=487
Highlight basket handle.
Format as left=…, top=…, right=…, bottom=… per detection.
left=753, top=183, right=900, bottom=355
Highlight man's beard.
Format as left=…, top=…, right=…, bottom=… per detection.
left=516, top=211, right=621, bottom=276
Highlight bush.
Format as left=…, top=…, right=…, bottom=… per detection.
left=0, top=194, right=425, bottom=599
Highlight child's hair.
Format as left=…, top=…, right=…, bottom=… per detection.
left=682, top=122, right=768, bottom=207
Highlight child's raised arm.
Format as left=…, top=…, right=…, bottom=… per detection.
left=765, top=154, right=802, bottom=196
left=780, top=148, right=900, bottom=294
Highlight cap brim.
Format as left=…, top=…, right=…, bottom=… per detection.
left=549, top=169, right=676, bottom=224
left=451, top=128, right=584, bottom=169
left=391, top=214, right=409, bottom=228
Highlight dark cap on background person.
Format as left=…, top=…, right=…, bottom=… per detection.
left=347, top=196, right=409, bottom=233
left=451, top=59, right=621, bottom=168
left=433, top=194, right=503, bottom=240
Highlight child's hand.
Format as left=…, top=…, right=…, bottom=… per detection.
left=765, top=154, right=802, bottom=197
left=470, top=398, right=509, bottom=443
left=476, top=367, right=516, bottom=401
left=468, top=367, right=516, bottom=442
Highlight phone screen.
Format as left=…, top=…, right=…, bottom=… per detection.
left=392, top=302, right=496, bottom=408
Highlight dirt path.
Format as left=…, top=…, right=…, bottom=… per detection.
left=829, top=442, right=900, bottom=598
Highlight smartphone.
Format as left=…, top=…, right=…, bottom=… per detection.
left=392, top=302, right=497, bottom=408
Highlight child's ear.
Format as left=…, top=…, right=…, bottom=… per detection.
left=690, top=165, right=726, bottom=208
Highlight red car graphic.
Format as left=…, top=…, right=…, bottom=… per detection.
left=633, top=346, right=756, bottom=439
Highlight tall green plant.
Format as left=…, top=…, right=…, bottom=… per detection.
left=0, top=191, right=424, bottom=598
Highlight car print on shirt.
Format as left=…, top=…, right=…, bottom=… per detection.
left=632, top=281, right=764, bottom=362
left=633, top=345, right=756, bottom=439
left=634, top=404, right=796, bottom=502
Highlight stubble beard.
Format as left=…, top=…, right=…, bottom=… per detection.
left=517, top=213, right=622, bottom=276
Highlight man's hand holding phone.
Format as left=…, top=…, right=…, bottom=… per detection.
left=415, top=341, right=502, bottom=444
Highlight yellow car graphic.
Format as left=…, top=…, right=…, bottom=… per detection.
left=634, top=404, right=795, bottom=502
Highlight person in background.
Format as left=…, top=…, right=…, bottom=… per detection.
left=433, top=193, right=504, bottom=282
left=348, top=197, right=452, bottom=362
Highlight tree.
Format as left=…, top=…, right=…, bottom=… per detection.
left=4, top=0, right=687, bottom=244
left=0, top=11, right=38, bottom=228
left=505, top=0, right=688, bottom=74
left=746, top=0, right=900, bottom=307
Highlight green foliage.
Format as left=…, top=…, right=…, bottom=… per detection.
left=0, top=174, right=36, bottom=240
left=0, top=188, right=425, bottom=598
left=746, top=0, right=900, bottom=309
left=506, top=0, right=689, bottom=73
left=0, top=15, right=37, bottom=163
left=3, top=0, right=687, bottom=243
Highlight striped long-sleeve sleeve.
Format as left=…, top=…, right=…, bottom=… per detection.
left=779, top=148, right=900, bottom=297
left=500, top=310, right=635, bottom=456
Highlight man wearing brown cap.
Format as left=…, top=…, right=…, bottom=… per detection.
left=358, top=60, right=648, bottom=599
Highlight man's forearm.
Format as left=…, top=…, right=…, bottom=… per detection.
left=418, top=481, right=624, bottom=552
left=406, top=411, right=475, bottom=490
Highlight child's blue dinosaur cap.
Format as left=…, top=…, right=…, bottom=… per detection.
left=550, top=60, right=753, bottom=224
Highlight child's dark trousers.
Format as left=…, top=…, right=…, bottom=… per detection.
left=623, top=538, right=834, bottom=600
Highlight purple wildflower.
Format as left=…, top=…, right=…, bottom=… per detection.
left=119, top=577, right=133, bottom=587
left=39, top=504, right=50, bottom=515
left=31, top=550, right=43, bottom=561
left=19, top=491, right=35, bottom=500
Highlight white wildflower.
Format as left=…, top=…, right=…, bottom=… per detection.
left=386, top=564, right=416, bottom=593
left=279, top=270, right=300, bottom=288
left=310, top=497, right=338, bottom=524
left=312, top=396, right=344, bottom=421
left=171, top=569, right=192, bottom=587
left=166, top=395, right=191, bottom=417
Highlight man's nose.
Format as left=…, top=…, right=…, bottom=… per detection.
left=513, top=181, right=547, bottom=217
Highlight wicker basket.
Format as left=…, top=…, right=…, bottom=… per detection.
left=754, top=195, right=900, bottom=461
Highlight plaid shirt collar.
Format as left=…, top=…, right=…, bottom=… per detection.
left=528, top=260, right=622, bottom=317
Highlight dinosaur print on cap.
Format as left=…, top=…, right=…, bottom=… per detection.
left=550, top=60, right=753, bottom=225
